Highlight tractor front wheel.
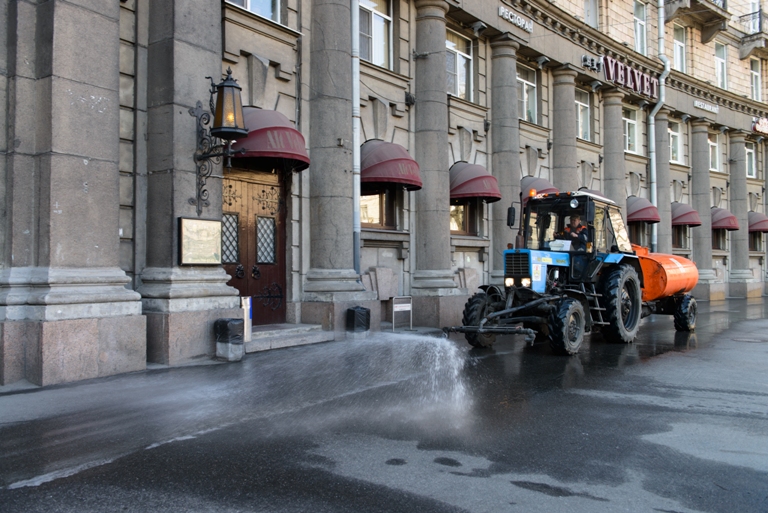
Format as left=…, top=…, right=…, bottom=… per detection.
left=462, top=293, right=497, bottom=348
left=548, top=298, right=585, bottom=355
left=673, top=294, right=697, bottom=332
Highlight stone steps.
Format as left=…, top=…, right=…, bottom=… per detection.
left=245, top=323, right=335, bottom=353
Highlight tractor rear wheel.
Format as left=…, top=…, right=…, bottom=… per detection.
left=673, top=294, right=697, bottom=332
left=548, top=298, right=585, bottom=355
left=601, top=264, right=642, bottom=343
left=462, top=293, right=497, bottom=348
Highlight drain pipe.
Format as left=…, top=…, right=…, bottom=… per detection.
left=648, top=0, right=670, bottom=253
left=352, top=0, right=361, bottom=274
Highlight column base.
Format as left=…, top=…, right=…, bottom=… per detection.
left=691, top=269, right=725, bottom=301
left=411, top=294, right=469, bottom=329
left=411, top=270, right=464, bottom=295
left=303, top=268, right=377, bottom=302
left=728, top=269, right=761, bottom=298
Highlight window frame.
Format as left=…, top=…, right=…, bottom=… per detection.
left=634, top=1, right=647, bottom=55
left=360, top=186, right=397, bottom=230
left=623, top=107, right=639, bottom=154
left=227, top=0, right=281, bottom=23
left=628, top=222, right=648, bottom=247
left=575, top=89, right=591, bottom=141
left=715, top=42, right=727, bottom=89
left=749, top=231, right=763, bottom=252
left=517, top=63, right=537, bottom=123
left=449, top=199, right=479, bottom=236
left=751, top=58, right=762, bottom=101
left=673, top=25, right=686, bottom=73
left=672, top=224, right=689, bottom=249
left=708, top=133, right=720, bottom=172
left=669, top=121, right=683, bottom=164
left=446, top=29, right=473, bottom=101
left=712, top=228, right=727, bottom=250
left=359, top=0, right=393, bottom=70
left=746, top=141, right=757, bottom=178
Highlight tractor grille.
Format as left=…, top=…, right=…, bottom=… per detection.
left=505, top=252, right=529, bottom=276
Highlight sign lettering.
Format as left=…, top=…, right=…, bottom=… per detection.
left=602, top=55, right=659, bottom=99
left=498, top=6, right=533, bottom=33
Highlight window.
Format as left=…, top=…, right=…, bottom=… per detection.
left=446, top=31, right=472, bottom=101
left=747, top=0, right=761, bottom=34
left=576, top=89, right=590, bottom=141
left=361, top=187, right=396, bottom=229
left=708, top=133, right=719, bottom=171
left=715, top=43, right=727, bottom=89
left=634, top=1, right=647, bottom=55
left=672, top=225, right=689, bottom=249
left=222, top=213, right=240, bottom=263
left=228, top=0, right=280, bottom=22
left=751, top=58, right=762, bottom=101
left=517, top=64, right=537, bottom=123
left=673, top=25, right=686, bottom=73
left=749, top=232, right=763, bottom=251
left=712, top=228, right=727, bottom=250
left=669, top=121, right=682, bottom=163
left=747, top=142, right=757, bottom=178
left=360, top=0, right=391, bottom=69
left=628, top=223, right=647, bottom=247
left=584, top=0, right=598, bottom=28
left=623, top=107, right=638, bottom=153
left=449, top=200, right=478, bottom=235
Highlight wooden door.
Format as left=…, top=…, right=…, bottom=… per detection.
left=222, top=171, right=287, bottom=325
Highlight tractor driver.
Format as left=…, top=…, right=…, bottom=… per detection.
left=556, top=214, right=589, bottom=251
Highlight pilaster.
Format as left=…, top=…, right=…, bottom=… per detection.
left=602, top=88, right=627, bottom=216
left=552, top=66, right=579, bottom=193
left=654, top=108, right=672, bottom=254
left=690, top=119, right=720, bottom=300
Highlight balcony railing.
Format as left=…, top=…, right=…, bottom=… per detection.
left=740, top=11, right=766, bottom=35
left=666, top=0, right=726, bottom=9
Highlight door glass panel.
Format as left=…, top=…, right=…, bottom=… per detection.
left=256, top=216, right=276, bottom=264
left=222, top=213, right=239, bottom=263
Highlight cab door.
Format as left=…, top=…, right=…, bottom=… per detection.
left=222, top=170, right=286, bottom=325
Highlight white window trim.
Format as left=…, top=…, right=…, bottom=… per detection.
left=669, top=122, right=683, bottom=164
left=673, top=25, right=686, bottom=73
left=228, top=0, right=281, bottom=24
left=746, top=142, right=757, bottom=178
left=751, top=58, right=762, bottom=101
left=715, top=43, right=727, bottom=89
left=708, top=133, right=720, bottom=172
left=446, top=29, right=473, bottom=101
left=360, top=0, right=393, bottom=70
left=517, top=64, right=537, bottom=123
left=576, top=89, right=590, bottom=141
left=623, top=108, right=639, bottom=154
left=634, top=2, right=647, bottom=55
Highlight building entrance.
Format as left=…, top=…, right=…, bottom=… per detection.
left=222, top=170, right=287, bottom=325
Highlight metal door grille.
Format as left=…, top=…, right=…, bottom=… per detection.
left=256, top=216, right=276, bottom=264
left=222, top=213, right=239, bottom=263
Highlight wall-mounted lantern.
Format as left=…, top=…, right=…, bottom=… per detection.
left=188, top=67, right=248, bottom=216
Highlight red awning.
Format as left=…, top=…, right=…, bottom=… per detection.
left=626, top=196, right=661, bottom=223
left=449, top=162, right=501, bottom=203
left=711, top=207, right=739, bottom=230
left=671, top=202, right=702, bottom=226
left=521, top=176, right=559, bottom=198
left=231, top=107, right=310, bottom=172
left=748, top=211, right=768, bottom=232
left=360, top=140, right=422, bottom=192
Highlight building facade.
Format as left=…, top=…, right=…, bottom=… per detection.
left=2, top=0, right=767, bottom=386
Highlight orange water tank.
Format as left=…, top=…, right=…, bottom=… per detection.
left=631, top=244, right=699, bottom=302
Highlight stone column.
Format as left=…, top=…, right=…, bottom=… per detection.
left=490, top=34, right=521, bottom=281
left=141, top=0, right=240, bottom=364
left=0, top=1, right=144, bottom=386
left=552, top=66, right=579, bottom=193
left=654, top=109, right=672, bottom=254
left=602, top=89, right=627, bottom=216
left=728, top=131, right=758, bottom=297
left=411, top=0, right=463, bottom=328
left=301, top=0, right=375, bottom=333
left=690, top=119, right=719, bottom=299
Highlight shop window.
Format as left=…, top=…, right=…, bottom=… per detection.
left=715, top=43, right=727, bottom=89
left=628, top=223, right=647, bottom=247
left=634, top=1, right=647, bottom=55
left=749, top=232, right=763, bottom=251
left=623, top=107, right=638, bottom=153
left=575, top=89, right=591, bottom=141
left=669, top=121, right=682, bottom=163
left=517, top=64, right=537, bottom=123
left=360, top=0, right=391, bottom=70
left=712, top=228, right=727, bottom=250
left=709, top=133, right=719, bottom=172
left=449, top=200, right=479, bottom=235
left=751, top=58, right=762, bottom=101
left=361, top=187, right=396, bottom=229
left=672, top=225, right=689, bottom=249
left=673, top=25, right=686, bottom=73
left=227, top=0, right=280, bottom=23
left=446, top=30, right=472, bottom=101
left=747, top=142, right=757, bottom=178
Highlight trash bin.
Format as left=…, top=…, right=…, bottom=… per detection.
left=214, top=318, right=245, bottom=362
left=346, top=306, right=371, bottom=332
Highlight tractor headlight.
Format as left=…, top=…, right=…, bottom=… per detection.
left=504, top=277, right=515, bottom=287
left=520, top=278, right=532, bottom=288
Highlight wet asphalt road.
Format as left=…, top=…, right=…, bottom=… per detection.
left=1, top=298, right=767, bottom=513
